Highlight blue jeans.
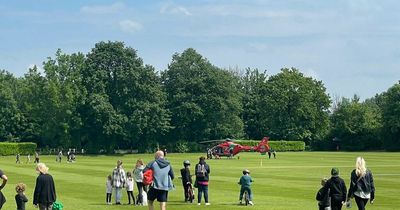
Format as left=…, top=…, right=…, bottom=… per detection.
left=115, top=187, right=123, bottom=203
left=197, top=184, right=209, bottom=203
left=240, top=186, right=252, bottom=201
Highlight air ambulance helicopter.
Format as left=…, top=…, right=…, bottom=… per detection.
left=201, top=137, right=271, bottom=159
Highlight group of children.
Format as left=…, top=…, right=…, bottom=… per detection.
left=106, top=159, right=148, bottom=206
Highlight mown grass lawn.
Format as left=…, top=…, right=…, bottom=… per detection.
left=0, top=152, right=399, bottom=210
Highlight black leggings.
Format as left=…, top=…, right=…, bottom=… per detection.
left=136, top=182, right=146, bottom=204
left=127, top=191, right=135, bottom=204
left=355, top=196, right=369, bottom=210
left=106, top=193, right=112, bottom=203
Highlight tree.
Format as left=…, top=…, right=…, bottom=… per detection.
left=262, top=68, right=330, bottom=144
left=329, top=96, right=382, bottom=150
left=81, top=41, right=170, bottom=152
left=0, top=70, right=22, bottom=141
left=380, top=82, right=400, bottom=151
left=162, top=48, right=243, bottom=144
left=241, top=68, right=269, bottom=139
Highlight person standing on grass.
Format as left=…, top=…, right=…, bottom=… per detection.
left=145, top=150, right=174, bottom=210
left=126, top=172, right=135, bottom=205
left=195, top=156, right=211, bottom=205
left=105, top=175, right=113, bottom=205
left=15, top=183, right=28, bottom=210
left=347, top=157, right=375, bottom=210
left=33, top=163, right=56, bottom=210
left=133, top=159, right=146, bottom=205
left=0, top=169, right=8, bottom=209
left=112, top=160, right=126, bottom=205
left=325, top=168, right=347, bottom=210
left=34, top=152, right=40, bottom=164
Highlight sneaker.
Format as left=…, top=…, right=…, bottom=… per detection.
left=249, top=201, right=254, bottom=206
left=205, top=203, right=211, bottom=206
left=197, top=203, right=201, bottom=205
left=239, top=200, right=242, bottom=205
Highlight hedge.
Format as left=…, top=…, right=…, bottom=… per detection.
left=234, top=140, right=305, bottom=152
left=0, top=142, right=37, bottom=155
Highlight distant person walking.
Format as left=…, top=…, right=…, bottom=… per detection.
left=145, top=150, right=174, bottom=210
left=325, top=168, right=347, bottom=210
left=34, top=152, right=40, bottom=164
left=347, top=157, right=375, bottom=210
left=0, top=169, right=8, bottom=209
left=195, top=156, right=211, bottom=205
left=33, top=163, right=56, bottom=210
left=112, top=160, right=126, bottom=205
left=16, top=154, right=21, bottom=164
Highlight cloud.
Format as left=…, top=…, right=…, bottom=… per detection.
left=160, top=2, right=192, bottom=16
left=119, top=20, right=143, bottom=34
left=80, top=2, right=125, bottom=15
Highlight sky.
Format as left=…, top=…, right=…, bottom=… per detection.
left=1, top=0, right=399, bottom=100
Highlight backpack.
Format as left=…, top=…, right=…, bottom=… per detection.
left=143, top=169, right=153, bottom=186
left=196, top=164, right=206, bottom=178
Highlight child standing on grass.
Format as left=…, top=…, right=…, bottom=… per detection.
left=15, top=183, right=28, bottom=210
left=126, top=172, right=135, bottom=205
left=316, top=178, right=331, bottom=210
left=238, top=169, right=254, bottom=205
left=106, top=175, right=112, bottom=205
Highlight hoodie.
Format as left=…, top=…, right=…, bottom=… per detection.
left=146, top=158, right=174, bottom=191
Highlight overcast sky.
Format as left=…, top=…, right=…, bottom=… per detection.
left=1, top=0, right=399, bottom=100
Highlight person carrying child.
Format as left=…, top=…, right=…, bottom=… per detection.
left=126, top=172, right=135, bottom=205
left=106, top=175, right=112, bottom=205
left=15, top=183, right=28, bottom=210
left=180, top=160, right=193, bottom=202
left=238, top=169, right=254, bottom=205
left=316, top=178, right=331, bottom=210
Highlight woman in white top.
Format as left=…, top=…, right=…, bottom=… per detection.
left=126, top=172, right=135, bottom=205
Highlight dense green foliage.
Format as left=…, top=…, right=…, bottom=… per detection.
left=234, top=140, right=305, bottom=151
left=0, top=142, right=36, bottom=155
left=0, top=41, right=399, bottom=151
left=0, top=152, right=398, bottom=210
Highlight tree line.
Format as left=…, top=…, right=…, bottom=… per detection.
left=0, top=41, right=399, bottom=152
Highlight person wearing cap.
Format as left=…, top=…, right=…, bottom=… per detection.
left=325, top=167, right=347, bottom=210
left=180, top=160, right=193, bottom=202
left=238, top=169, right=254, bottom=205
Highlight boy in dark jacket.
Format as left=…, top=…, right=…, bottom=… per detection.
left=316, top=178, right=330, bottom=210
left=326, top=168, right=347, bottom=210
left=180, top=160, right=193, bottom=202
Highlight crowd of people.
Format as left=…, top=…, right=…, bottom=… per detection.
left=1, top=149, right=376, bottom=210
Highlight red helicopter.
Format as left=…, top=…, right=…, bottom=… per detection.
left=202, top=137, right=271, bottom=158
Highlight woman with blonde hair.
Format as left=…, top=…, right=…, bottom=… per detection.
left=133, top=159, right=146, bottom=205
left=33, top=163, right=56, bottom=210
left=347, top=157, right=375, bottom=210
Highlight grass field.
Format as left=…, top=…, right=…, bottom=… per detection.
left=0, top=152, right=399, bottom=210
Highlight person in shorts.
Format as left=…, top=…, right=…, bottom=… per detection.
left=144, top=151, right=174, bottom=210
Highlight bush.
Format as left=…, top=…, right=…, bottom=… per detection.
left=234, top=140, right=305, bottom=152
left=0, top=142, right=37, bottom=155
